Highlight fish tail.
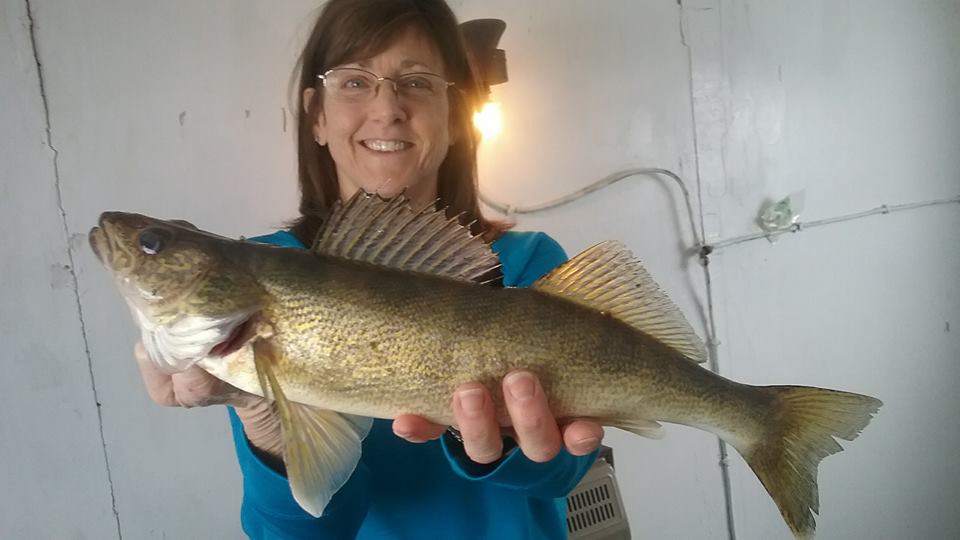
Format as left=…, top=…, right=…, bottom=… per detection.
left=732, top=386, right=882, bottom=539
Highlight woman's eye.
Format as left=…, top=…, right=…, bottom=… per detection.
left=138, top=228, right=168, bottom=255
left=401, top=76, right=433, bottom=90
left=343, top=78, right=370, bottom=89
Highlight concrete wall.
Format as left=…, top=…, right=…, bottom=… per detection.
left=2, top=0, right=957, bottom=538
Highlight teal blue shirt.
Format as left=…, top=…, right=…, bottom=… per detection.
left=229, top=230, right=597, bottom=539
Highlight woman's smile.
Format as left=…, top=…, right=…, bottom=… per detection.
left=360, top=139, right=413, bottom=152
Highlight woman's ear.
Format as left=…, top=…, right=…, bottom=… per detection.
left=303, top=87, right=327, bottom=146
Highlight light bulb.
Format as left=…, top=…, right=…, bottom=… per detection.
left=473, top=101, right=502, bottom=140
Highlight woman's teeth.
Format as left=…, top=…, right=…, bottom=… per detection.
left=362, top=140, right=410, bottom=152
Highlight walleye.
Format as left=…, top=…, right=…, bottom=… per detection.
left=89, top=191, right=881, bottom=538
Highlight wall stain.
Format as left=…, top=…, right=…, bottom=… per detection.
left=245, top=109, right=250, bottom=118
left=69, top=232, right=87, bottom=252
left=49, top=263, right=72, bottom=290
left=179, top=111, right=187, bottom=126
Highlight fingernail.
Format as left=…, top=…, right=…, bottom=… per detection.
left=457, top=388, right=485, bottom=416
left=505, top=372, right=535, bottom=400
left=573, top=437, right=600, bottom=454
left=393, top=426, right=426, bottom=443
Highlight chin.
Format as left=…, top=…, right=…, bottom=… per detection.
left=369, top=177, right=425, bottom=196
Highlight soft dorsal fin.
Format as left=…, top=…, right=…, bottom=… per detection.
left=311, top=190, right=502, bottom=284
left=534, top=241, right=707, bottom=363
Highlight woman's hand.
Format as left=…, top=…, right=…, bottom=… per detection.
left=134, top=341, right=257, bottom=409
left=134, top=341, right=284, bottom=458
left=392, top=370, right=604, bottom=464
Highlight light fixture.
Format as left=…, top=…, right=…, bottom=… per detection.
left=472, top=101, right=502, bottom=140
left=460, top=18, right=508, bottom=140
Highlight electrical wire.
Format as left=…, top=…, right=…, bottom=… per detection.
left=480, top=170, right=960, bottom=255
left=705, top=195, right=960, bottom=252
left=480, top=168, right=701, bottom=241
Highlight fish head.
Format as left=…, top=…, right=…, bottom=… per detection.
left=90, top=212, right=214, bottom=310
left=90, top=212, right=262, bottom=372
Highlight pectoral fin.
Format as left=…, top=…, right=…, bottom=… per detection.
left=252, top=339, right=372, bottom=517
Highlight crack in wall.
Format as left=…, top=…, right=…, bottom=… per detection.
left=25, top=1, right=123, bottom=538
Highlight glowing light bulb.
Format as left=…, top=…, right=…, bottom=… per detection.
left=473, top=101, right=502, bottom=140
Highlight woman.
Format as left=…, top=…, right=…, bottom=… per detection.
left=135, top=0, right=605, bottom=537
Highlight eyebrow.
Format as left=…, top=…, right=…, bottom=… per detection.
left=355, top=59, right=437, bottom=72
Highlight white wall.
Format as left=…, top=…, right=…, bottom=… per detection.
left=1, top=2, right=119, bottom=538
left=2, top=1, right=957, bottom=539
left=684, top=2, right=960, bottom=539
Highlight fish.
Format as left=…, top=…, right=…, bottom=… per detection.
left=89, top=191, right=881, bottom=538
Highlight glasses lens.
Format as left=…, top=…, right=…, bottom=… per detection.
left=326, top=68, right=377, bottom=100
left=322, top=68, right=450, bottom=102
left=396, top=73, right=444, bottom=98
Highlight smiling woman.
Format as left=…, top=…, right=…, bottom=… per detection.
left=291, top=0, right=498, bottom=244
left=128, top=0, right=603, bottom=538
left=306, top=28, right=456, bottom=209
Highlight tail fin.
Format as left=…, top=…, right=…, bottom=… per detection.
left=732, top=386, right=882, bottom=539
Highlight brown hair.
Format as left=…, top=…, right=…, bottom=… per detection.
left=290, top=0, right=506, bottom=244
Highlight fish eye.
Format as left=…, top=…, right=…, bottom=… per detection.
left=138, top=228, right=171, bottom=255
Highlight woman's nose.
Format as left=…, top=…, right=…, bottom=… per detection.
left=367, top=82, right=408, bottom=123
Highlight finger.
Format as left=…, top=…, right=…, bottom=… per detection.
left=503, top=371, right=562, bottom=463
left=172, top=366, right=257, bottom=408
left=134, top=341, right=178, bottom=407
left=393, top=415, right=447, bottom=443
left=170, top=367, right=223, bottom=408
left=561, top=420, right=604, bottom=456
left=220, top=385, right=262, bottom=409
left=452, top=383, right=502, bottom=464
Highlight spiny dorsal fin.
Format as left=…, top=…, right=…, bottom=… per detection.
left=533, top=241, right=707, bottom=363
left=311, top=190, right=502, bottom=284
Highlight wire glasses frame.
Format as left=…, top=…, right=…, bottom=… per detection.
left=317, top=67, right=455, bottom=103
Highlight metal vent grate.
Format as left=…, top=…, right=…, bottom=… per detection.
left=567, top=480, right=619, bottom=534
left=566, top=447, right=630, bottom=539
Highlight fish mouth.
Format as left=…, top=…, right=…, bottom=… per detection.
left=89, top=224, right=108, bottom=264
left=89, top=212, right=123, bottom=265
left=89, top=212, right=140, bottom=271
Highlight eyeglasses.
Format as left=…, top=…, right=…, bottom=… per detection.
left=317, top=67, right=455, bottom=103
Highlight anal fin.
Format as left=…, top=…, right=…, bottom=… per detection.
left=606, top=417, right=665, bottom=439
left=252, top=339, right=372, bottom=517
